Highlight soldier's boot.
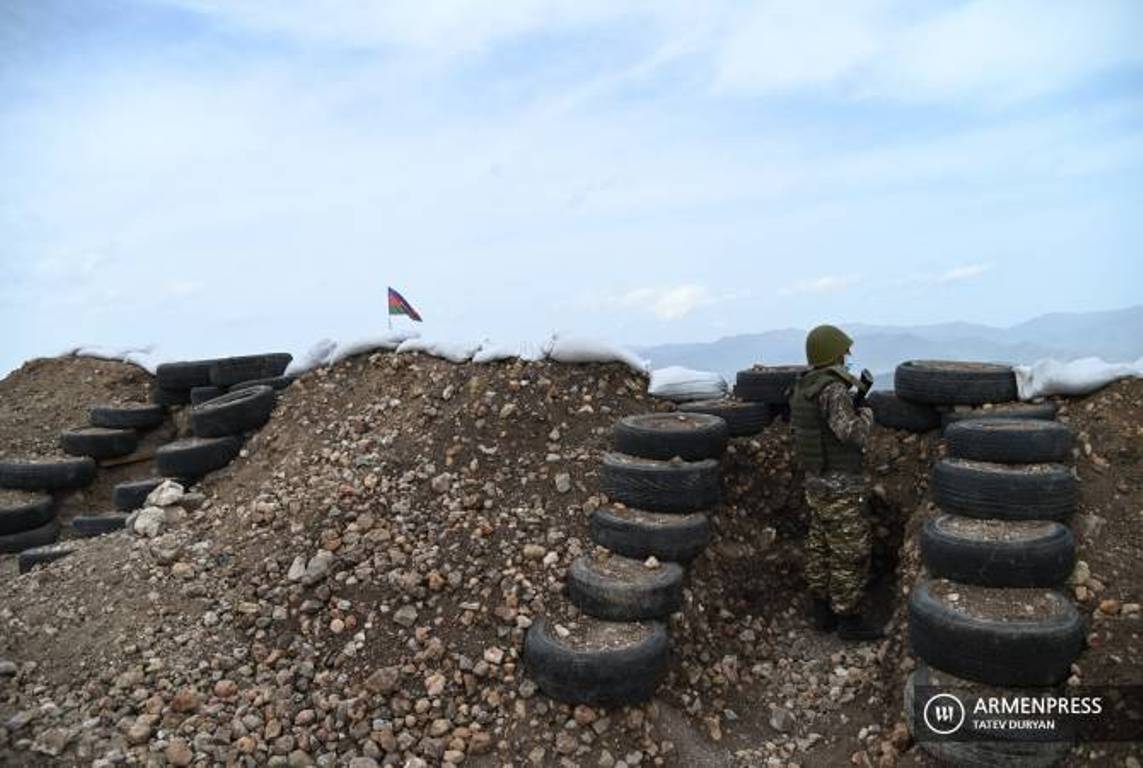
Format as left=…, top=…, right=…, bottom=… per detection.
left=836, top=610, right=884, bottom=641
left=809, top=597, right=837, bottom=632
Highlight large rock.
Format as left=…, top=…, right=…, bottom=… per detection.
left=145, top=480, right=185, bottom=507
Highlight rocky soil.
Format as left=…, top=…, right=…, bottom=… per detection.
left=0, top=355, right=1139, bottom=767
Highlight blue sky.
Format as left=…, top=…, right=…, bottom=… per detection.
left=2, top=0, right=1142, bottom=373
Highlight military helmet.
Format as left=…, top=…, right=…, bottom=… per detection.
left=805, top=324, right=853, bottom=367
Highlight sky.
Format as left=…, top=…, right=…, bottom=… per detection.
left=2, top=0, right=1142, bottom=374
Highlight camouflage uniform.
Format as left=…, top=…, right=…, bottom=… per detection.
left=791, top=370, right=874, bottom=615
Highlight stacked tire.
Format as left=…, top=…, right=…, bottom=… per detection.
left=153, top=353, right=293, bottom=407
left=152, top=353, right=291, bottom=483
left=0, top=457, right=95, bottom=555
left=906, top=365, right=1082, bottom=766
left=733, top=365, right=807, bottom=422
left=525, top=412, right=728, bottom=705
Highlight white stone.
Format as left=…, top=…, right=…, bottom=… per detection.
left=145, top=480, right=185, bottom=508
left=133, top=507, right=166, bottom=538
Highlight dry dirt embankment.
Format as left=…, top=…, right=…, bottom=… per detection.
left=0, top=354, right=1138, bottom=767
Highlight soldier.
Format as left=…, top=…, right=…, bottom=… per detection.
left=789, top=324, right=883, bottom=641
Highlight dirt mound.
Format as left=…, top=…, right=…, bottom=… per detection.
left=0, top=357, right=152, bottom=459
left=0, top=353, right=1139, bottom=767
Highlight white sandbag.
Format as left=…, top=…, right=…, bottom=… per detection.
left=396, top=337, right=481, bottom=364
left=1013, top=357, right=1143, bottom=400
left=647, top=366, right=729, bottom=402
left=472, top=338, right=553, bottom=364
left=328, top=330, right=420, bottom=365
left=66, top=344, right=160, bottom=374
left=288, top=338, right=338, bottom=375
left=546, top=335, right=649, bottom=374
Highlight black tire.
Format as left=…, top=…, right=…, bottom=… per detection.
left=908, top=580, right=1084, bottom=687
left=229, top=376, right=294, bottom=393
left=0, top=490, right=54, bottom=535
left=89, top=403, right=165, bottom=430
left=868, top=390, right=940, bottom=432
left=208, top=353, right=292, bottom=388
left=59, top=426, right=139, bottom=460
left=156, top=359, right=219, bottom=390
left=613, top=413, right=729, bottom=461
left=524, top=617, right=668, bottom=705
left=112, top=477, right=168, bottom=511
left=932, top=459, right=1076, bottom=521
left=941, top=401, right=1058, bottom=430
left=567, top=552, right=685, bottom=621
left=190, top=386, right=225, bottom=406
left=18, top=541, right=77, bottom=573
left=921, top=515, right=1075, bottom=587
left=904, top=663, right=1072, bottom=767
left=0, top=457, right=96, bottom=492
left=0, top=517, right=60, bottom=554
left=156, top=436, right=243, bottom=479
left=150, top=385, right=190, bottom=407
left=590, top=506, right=709, bottom=562
left=678, top=399, right=771, bottom=437
left=945, top=419, right=1073, bottom=464
left=734, top=366, right=808, bottom=404
left=600, top=452, right=719, bottom=513
left=894, top=360, right=1017, bottom=405
left=73, top=515, right=129, bottom=538
left=190, top=386, right=276, bottom=437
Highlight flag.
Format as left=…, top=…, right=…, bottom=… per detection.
left=388, top=287, right=423, bottom=321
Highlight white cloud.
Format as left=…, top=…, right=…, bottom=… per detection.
left=607, top=285, right=717, bottom=320
left=780, top=274, right=861, bottom=296
left=151, top=0, right=1143, bottom=106
left=938, top=263, right=990, bottom=283
left=712, top=0, right=1143, bottom=104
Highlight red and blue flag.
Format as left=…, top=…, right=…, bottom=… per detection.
left=387, top=287, right=423, bottom=322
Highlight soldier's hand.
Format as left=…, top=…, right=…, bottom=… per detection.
left=858, top=368, right=874, bottom=394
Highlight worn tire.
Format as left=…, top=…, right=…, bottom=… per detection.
left=89, top=403, right=165, bottom=430
left=932, top=459, right=1076, bottom=521
left=908, top=580, right=1084, bottom=687
left=18, top=541, right=77, bottom=573
left=112, top=477, right=168, bottom=511
left=734, top=366, right=808, bottom=404
left=524, top=617, right=668, bottom=705
left=0, top=517, right=60, bottom=554
left=156, top=359, right=218, bottom=390
left=229, top=376, right=294, bottom=393
left=208, top=353, right=292, bottom=388
left=156, top=436, right=242, bottom=479
left=590, top=505, right=710, bottom=562
left=0, top=457, right=96, bottom=491
left=905, top=663, right=1072, bottom=767
left=190, top=386, right=225, bottom=406
left=600, top=452, right=719, bottom=513
left=895, top=360, right=1017, bottom=405
left=678, top=399, right=770, bottom=437
left=59, top=426, right=139, bottom=460
left=945, top=419, right=1073, bottom=464
left=868, top=390, right=940, bottom=432
left=150, top=385, right=190, bottom=406
left=0, top=491, right=54, bottom=535
left=73, top=514, right=129, bottom=537
left=190, top=386, right=276, bottom=437
left=941, top=401, right=1058, bottom=430
left=921, top=515, right=1075, bottom=587
left=613, top=413, right=728, bottom=461
left=567, top=552, right=685, bottom=621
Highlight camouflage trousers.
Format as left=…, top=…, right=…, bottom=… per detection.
left=804, top=483, right=871, bottom=615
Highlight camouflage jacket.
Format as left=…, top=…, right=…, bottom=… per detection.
left=805, top=381, right=873, bottom=495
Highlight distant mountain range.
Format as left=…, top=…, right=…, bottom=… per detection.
left=637, top=305, right=1143, bottom=386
